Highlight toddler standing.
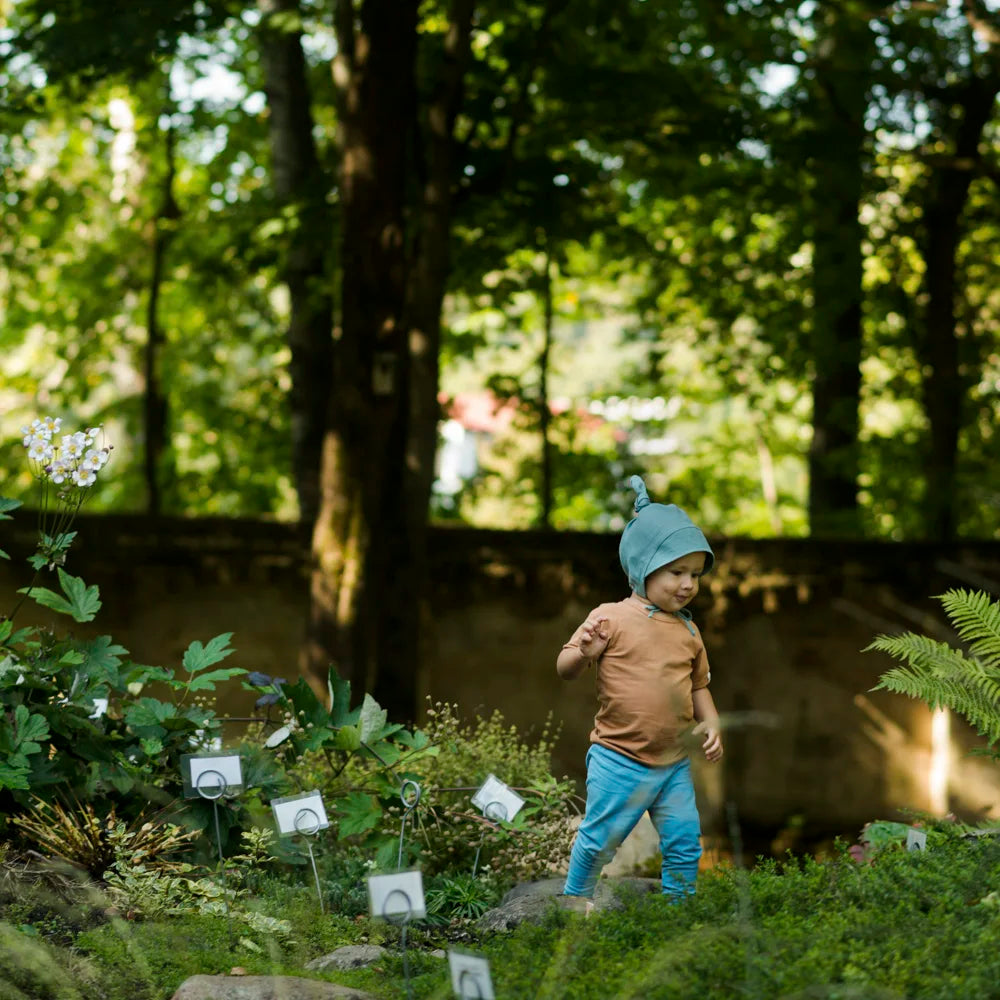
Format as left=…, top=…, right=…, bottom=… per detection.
left=558, top=475, right=722, bottom=902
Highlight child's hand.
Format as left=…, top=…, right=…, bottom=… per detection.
left=578, top=616, right=610, bottom=659
left=693, top=721, right=723, bottom=763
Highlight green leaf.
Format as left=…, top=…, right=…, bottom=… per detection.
left=282, top=677, right=331, bottom=731
left=182, top=633, right=234, bottom=674
left=125, top=698, right=178, bottom=729
left=79, top=636, right=128, bottom=684
left=57, top=649, right=85, bottom=666
left=358, top=693, right=387, bottom=744
left=187, top=667, right=246, bottom=692
left=19, top=585, right=75, bottom=618
left=0, top=620, right=12, bottom=644
left=13, top=705, right=50, bottom=748
left=328, top=667, right=359, bottom=726
left=0, top=548, right=9, bottom=561
left=123, top=663, right=175, bottom=690
left=55, top=568, right=102, bottom=622
left=332, top=724, right=362, bottom=752
left=21, top=572, right=101, bottom=622
left=0, top=760, right=31, bottom=790
left=0, top=497, right=21, bottom=520
left=336, top=792, right=382, bottom=839
left=140, top=737, right=164, bottom=756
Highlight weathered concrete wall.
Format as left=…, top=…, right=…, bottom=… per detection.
left=4, top=514, right=1000, bottom=848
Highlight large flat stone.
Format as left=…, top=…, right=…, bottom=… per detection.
left=170, top=974, right=378, bottom=1000
left=478, top=876, right=661, bottom=932
left=305, top=946, right=388, bottom=972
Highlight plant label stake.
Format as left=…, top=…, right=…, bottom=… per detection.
left=398, top=779, right=422, bottom=870
left=271, top=790, right=330, bottom=912
left=906, top=827, right=928, bottom=852
left=448, top=949, right=495, bottom=999
left=470, top=775, right=525, bottom=877
left=368, top=870, right=426, bottom=1000
left=182, top=752, right=243, bottom=943
left=182, top=752, right=244, bottom=863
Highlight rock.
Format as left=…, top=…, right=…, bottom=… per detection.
left=477, top=876, right=661, bottom=932
left=305, top=945, right=388, bottom=972
left=170, top=974, right=378, bottom=1000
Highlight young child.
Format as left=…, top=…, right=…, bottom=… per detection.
left=558, top=475, right=722, bottom=903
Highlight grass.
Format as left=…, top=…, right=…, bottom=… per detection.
left=5, top=835, right=1000, bottom=999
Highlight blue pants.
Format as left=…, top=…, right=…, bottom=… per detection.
left=564, top=743, right=702, bottom=899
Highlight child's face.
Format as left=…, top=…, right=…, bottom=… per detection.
left=644, top=552, right=706, bottom=612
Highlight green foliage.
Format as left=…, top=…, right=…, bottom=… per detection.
left=10, top=798, right=199, bottom=879
left=0, top=494, right=259, bottom=866
left=868, top=588, right=1000, bottom=748
left=0, top=921, right=100, bottom=1000
left=401, top=701, right=580, bottom=883
left=246, top=668, right=439, bottom=870
left=425, top=870, right=503, bottom=926
left=483, top=837, right=1000, bottom=1000
left=18, top=568, right=101, bottom=622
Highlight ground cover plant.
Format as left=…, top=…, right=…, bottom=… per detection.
left=8, top=821, right=999, bottom=999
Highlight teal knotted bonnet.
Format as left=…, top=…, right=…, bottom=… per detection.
left=618, top=475, right=714, bottom=599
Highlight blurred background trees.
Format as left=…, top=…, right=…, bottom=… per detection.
left=2, top=0, right=1000, bottom=714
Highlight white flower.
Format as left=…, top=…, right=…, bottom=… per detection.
left=71, top=468, right=96, bottom=487
left=81, top=449, right=103, bottom=472
left=40, top=416, right=61, bottom=437
left=28, top=441, right=53, bottom=463
left=48, top=459, right=69, bottom=484
left=86, top=426, right=102, bottom=444
left=61, top=434, right=84, bottom=460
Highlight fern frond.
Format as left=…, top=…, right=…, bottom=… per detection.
left=868, top=630, right=1000, bottom=745
left=937, top=589, right=1000, bottom=670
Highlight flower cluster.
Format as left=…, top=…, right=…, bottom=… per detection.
left=21, top=417, right=111, bottom=489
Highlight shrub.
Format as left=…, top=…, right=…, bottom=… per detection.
left=10, top=798, right=200, bottom=879
left=0, top=476, right=275, bottom=858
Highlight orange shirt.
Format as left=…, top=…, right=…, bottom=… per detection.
left=563, top=595, right=711, bottom=767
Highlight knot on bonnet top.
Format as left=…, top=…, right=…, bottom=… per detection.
left=618, top=475, right=715, bottom=598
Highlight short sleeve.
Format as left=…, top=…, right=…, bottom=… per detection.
left=691, top=639, right=711, bottom=690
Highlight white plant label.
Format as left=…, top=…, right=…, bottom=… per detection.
left=448, top=949, right=495, bottom=999
left=471, top=773, right=524, bottom=823
left=271, top=790, right=329, bottom=836
left=182, top=752, right=244, bottom=798
left=906, top=827, right=927, bottom=852
left=367, top=870, right=426, bottom=920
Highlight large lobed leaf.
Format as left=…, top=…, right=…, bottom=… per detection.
left=182, top=632, right=235, bottom=674
left=19, top=569, right=101, bottom=622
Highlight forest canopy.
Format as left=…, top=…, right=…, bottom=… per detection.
left=2, top=0, right=999, bottom=545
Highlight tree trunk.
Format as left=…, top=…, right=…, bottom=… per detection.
left=258, top=0, right=334, bottom=529
left=806, top=3, right=874, bottom=538
left=144, top=118, right=179, bottom=515
left=916, top=75, right=999, bottom=541
left=306, top=0, right=418, bottom=709
left=538, top=248, right=554, bottom=529
left=375, top=0, right=475, bottom=719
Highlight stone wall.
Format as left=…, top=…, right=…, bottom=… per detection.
left=4, top=513, right=1000, bottom=849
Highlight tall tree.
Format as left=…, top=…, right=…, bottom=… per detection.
left=803, top=1, right=877, bottom=537
left=909, top=5, right=1000, bottom=541
left=257, top=0, right=334, bottom=528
